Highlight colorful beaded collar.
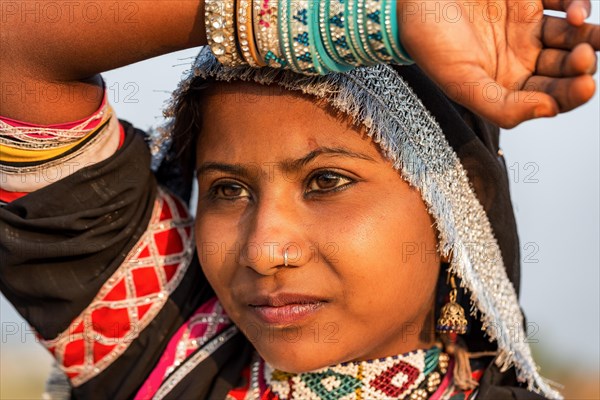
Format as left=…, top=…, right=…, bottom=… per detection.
left=246, top=346, right=449, bottom=400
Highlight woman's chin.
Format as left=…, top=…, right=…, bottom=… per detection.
left=254, top=341, right=346, bottom=373
left=262, top=359, right=332, bottom=374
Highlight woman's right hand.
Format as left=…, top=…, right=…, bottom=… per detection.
left=400, top=0, right=599, bottom=128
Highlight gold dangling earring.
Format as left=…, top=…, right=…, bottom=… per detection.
left=436, top=274, right=468, bottom=337
left=436, top=273, right=479, bottom=390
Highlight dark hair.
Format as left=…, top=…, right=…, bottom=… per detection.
left=173, top=77, right=216, bottom=181
left=154, top=76, right=216, bottom=203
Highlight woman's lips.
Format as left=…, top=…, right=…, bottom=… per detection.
left=250, top=302, right=325, bottom=325
left=248, top=293, right=327, bottom=325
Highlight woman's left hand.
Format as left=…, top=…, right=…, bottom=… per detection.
left=401, top=0, right=599, bottom=128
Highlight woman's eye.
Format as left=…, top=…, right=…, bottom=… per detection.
left=307, top=172, right=354, bottom=193
left=210, top=182, right=250, bottom=200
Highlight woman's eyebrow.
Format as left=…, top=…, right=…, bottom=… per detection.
left=279, top=147, right=376, bottom=172
left=196, top=162, right=250, bottom=179
left=196, top=147, right=375, bottom=177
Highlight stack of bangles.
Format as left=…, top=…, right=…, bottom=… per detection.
left=204, top=0, right=413, bottom=75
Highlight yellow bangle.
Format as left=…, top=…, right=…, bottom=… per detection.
left=0, top=109, right=113, bottom=164
left=237, top=0, right=266, bottom=66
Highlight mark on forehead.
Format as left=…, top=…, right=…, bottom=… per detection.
left=307, top=137, right=319, bottom=149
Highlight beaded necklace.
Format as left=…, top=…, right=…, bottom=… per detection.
left=246, top=346, right=449, bottom=400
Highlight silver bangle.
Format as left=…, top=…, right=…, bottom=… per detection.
left=205, top=0, right=245, bottom=66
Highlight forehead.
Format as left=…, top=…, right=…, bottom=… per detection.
left=197, top=80, right=385, bottom=162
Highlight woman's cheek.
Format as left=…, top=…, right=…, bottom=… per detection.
left=196, top=220, right=224, bottom=282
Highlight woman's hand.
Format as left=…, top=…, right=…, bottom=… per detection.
left=400, top=0, right=599, bottom=128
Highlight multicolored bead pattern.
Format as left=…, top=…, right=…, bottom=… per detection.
left=226, top=351, right=489, bottom=400
left=243, top=347, right=450, bottom=399
left=277, top=0, right=297, bottom=72
left=239, top=0, right=266, bottom=66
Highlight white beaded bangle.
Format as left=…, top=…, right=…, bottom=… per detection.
left=288, top=0, right=319, bottom=74
left=355, top=0, right=380, bottom=63
left=205, top=0, right=245, bottom=66
left=238, top=0, right=266, bottom=66
left=253, top=0, right=286, bottom=68
left=278, top=0, right=301, bottom=72
left=322, top=0, right=355, bottom=66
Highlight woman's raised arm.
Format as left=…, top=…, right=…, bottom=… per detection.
left=0, top=0, right=206, bottom=123
left=2, top=1, right=598, bottom=127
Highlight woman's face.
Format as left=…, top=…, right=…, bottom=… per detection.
left=195, top=81, right=441, bottom=372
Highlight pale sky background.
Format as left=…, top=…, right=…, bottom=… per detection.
left=1, top=9, right=598, bottom=397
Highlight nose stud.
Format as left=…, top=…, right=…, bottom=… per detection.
left=283, top=247, right=289, bottom=267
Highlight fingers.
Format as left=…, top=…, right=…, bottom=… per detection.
left=525, top=74, right=596, bottom=112
left=443, top=72, right=596, bottom=128
left=536, top=43, right=598, bottom=77
left=567, top=0, right=591, bottom=26
left=543, top=0, right=591, bottom=25
left=542, top=16, right=600, bottom=51
left=441, top=70, right=559, bottom=128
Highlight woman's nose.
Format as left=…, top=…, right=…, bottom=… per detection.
left=239, top=198, right=308, bottom=275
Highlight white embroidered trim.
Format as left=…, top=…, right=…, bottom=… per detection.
left=41, top=188, right=194, bottom=387
left=152, top=325, right=239, bottom=400
left=1, top=114, right=121, bottom=192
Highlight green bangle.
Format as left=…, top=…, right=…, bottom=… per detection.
left=383, top=0, right=413, bottom=64
left=363, top=0, right=392, bottom=62
left=312, top=0, right=353, bottom=72
left=355, top=0, right=383, bottom=63
left=289, top=0, right=320, bottom=74
left=327, top=0, right=359, bottom=66
left=345, top=0, right=375, bottom=65
left=306, top=0, right=329, bottom=74
left=279, top=0, right=302, bottom=72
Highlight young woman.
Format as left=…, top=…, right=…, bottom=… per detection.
left=1, top=1, right=598, bottom=399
